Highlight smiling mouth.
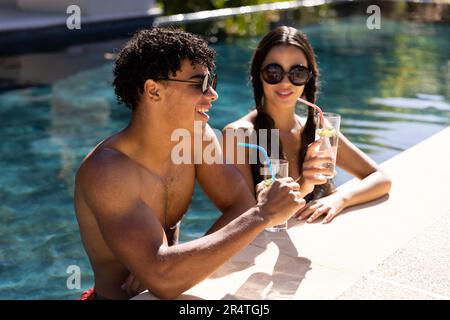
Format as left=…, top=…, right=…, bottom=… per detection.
left=276, top=91, right=293, bottom=97
left=196, top=107, right=210, bottom=121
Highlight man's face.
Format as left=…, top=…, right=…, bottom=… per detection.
left=159, top=59, right=218, bottom=131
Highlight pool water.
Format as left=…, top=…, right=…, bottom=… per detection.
left=0, top=16, right=449, bottom=299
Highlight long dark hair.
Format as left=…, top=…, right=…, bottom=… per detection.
left=250, top=26, right=334, bottom=200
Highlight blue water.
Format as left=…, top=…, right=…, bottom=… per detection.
left=0, top=16, right=449, bottom=299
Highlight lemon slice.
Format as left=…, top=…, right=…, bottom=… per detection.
left=263, top=179, right=273, bottom=188
left=316, top=128, right=337, bottom=138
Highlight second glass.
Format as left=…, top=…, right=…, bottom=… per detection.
left=260, top=159, right=289, bottom=232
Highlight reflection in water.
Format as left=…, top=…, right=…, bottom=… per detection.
left=0, top=41, right=123, bottom=92
left=374, top=23, right=447, bottom=98
left=370, top=96, right=450, bottom=111
left=49, top=65, right=113, bottom=194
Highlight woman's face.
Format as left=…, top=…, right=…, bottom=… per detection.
left=261, top=44, right=309, bottom=108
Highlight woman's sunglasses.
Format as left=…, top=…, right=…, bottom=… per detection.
left=156, top=73, right=217, bottom=95
left=261, top=63, right=312, bottom=86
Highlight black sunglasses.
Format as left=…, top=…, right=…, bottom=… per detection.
left=261, top=63, right=312, bottom=86
left=156, top=73, right=217, bottom=94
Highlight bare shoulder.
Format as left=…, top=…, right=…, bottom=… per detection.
left=223, top=109, right=257, bottom=131
left=76, top=147, right=142, bottom=213
left=77, top=147, right=138, bottom=185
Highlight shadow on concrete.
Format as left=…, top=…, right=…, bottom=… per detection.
left=207, top=222, right=312, bottom=299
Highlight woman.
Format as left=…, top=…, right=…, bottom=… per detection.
left=222, top=26, right=391, bottom=224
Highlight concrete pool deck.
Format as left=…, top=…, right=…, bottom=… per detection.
left=0, top=4, right=161, bottom=55
left=134, top=126, right=450, bottom=300
left=0, top=5, right=162, bottom=33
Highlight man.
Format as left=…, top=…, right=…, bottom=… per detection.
left=74, top=28, right=304, bottom=300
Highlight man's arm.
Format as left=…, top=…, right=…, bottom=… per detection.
left=81, top=150, right=302, bottom=300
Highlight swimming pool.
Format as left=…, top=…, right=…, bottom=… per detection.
left=0, top=13, right=449, bottom=299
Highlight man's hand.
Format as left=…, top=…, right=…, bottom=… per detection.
left=256, top=177, right=305, bottom=226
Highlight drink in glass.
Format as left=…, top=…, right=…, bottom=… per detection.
left=260, top=159, right=289, bottom=232
left=315, top=112, right=340, bottom=180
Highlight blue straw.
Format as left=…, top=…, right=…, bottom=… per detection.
left=238, top=143, right=275, bottom=181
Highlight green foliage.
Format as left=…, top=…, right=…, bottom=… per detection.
left=158, top=0, right=289, bottom=15
left=156, top=0, right=296, bottom=38
left=158, top=0, right=215, bottom=15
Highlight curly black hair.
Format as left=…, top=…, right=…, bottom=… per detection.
left=113, top=27, right=216, bottom=111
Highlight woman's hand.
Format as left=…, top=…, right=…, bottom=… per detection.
left=295, top=192, right=346, bottom=224
left=300, top=140, right=336, bottom=196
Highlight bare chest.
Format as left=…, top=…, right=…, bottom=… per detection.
left=141, top=164, right=195, bottom=229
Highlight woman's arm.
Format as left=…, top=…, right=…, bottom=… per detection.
left=335, top=132, right=392, bottom=207
left=297, top=132, right=391, bottom=223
